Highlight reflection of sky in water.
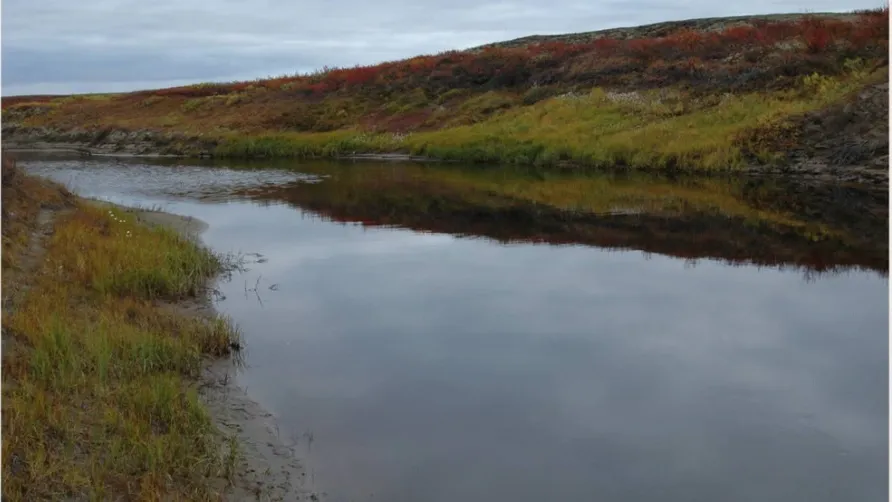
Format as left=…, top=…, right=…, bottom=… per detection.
left=22, top=160, right=889, bottom=502
left=23, top=158, right=317, bottom=205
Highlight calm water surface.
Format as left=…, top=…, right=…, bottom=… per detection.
left=24, top=157, right=889, bottom=502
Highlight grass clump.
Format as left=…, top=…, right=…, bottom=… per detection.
left=2, top=193, right=241, bottom=500
left=55, top=206, right=221, bottom=298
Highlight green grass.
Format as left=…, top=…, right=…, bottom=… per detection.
left=214, top=130, right=401, bottom=158
left=2, top=201, right=240, bottom=501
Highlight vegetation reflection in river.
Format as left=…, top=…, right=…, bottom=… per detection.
left=164, top=158, right=887, bottom=275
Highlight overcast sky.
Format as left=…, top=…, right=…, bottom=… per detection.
left=1, top=0, right=882, bottom=96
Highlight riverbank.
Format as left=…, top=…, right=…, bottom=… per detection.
left=2, top=9, right=887, bottom=183
left=1, top=157, right=311, bottom=500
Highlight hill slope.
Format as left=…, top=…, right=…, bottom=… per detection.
left=2, top=8, right=888, bottom=181
left=473, top=12, right=861, bottom=49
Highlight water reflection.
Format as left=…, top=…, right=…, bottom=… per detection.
left=228, top=162, right=888, bottom=275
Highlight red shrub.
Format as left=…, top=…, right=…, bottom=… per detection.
left=723, top=26, right=762, bottom=45
left=343, top=66, right=379, bottom=86
left=540, top=41, right=571, bottom=58
left=851, top=6, right=889, bottom=49
left=262, top=77, right=298, bottom=91
left=666, top=28, right=704, bottom=51
left=760, top=21, right=800, bottom=43
left=592, top=38, right=621, bottom=53
left=800, top=18, right=832, bottom=53
left=307, top=82, right=330, bottom=95
left=626, top=38, right=660, bottom=60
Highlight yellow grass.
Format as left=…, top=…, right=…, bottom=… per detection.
left=403, top=69, right=882, bottom=169
left=2, top=200, right=241, bottom=501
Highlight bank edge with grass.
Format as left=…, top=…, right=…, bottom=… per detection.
left=1, top=159, right=246, bottom=500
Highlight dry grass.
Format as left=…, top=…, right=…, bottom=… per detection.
left=1, top=164, right=241, bottom=501
left=1, top=158, right=72, bottom=271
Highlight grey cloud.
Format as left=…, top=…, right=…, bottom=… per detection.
left=2, top=0, right=882, bottom=95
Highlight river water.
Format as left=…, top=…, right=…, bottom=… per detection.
left=22, top=155, right=888, bottom=502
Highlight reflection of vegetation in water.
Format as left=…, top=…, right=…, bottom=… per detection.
left=222, top=160, right=887, bottom=274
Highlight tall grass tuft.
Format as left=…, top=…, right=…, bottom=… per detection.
left=52, top=204, right=221, bottom=299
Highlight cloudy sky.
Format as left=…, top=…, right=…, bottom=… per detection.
left=1, top=0, right=881, bottom=96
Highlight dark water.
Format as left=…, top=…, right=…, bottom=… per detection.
left=22, top=156, right=889, bottom=502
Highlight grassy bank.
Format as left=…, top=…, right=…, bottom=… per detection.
left=2, top=9, right=887, bottom=173
left=213, top=66, right=883, bottom=169
left=1, top=161, right=241, bottom=500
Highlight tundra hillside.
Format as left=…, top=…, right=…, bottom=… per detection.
left=2, top=9, right=888, bottom=180
left=1, top=156, right=244, bottom=500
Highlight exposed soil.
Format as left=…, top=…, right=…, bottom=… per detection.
left=741, top=79, right=890, bottom=185
left=0, top=127, right=214, bottom=157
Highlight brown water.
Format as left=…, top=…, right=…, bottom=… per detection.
left=23, top=155, right=889, bottom=502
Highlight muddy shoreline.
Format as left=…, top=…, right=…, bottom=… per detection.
left=93, top=200, right=318, bottom=501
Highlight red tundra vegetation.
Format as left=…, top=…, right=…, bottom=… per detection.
left=101, top=8, right=886, bottom=102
